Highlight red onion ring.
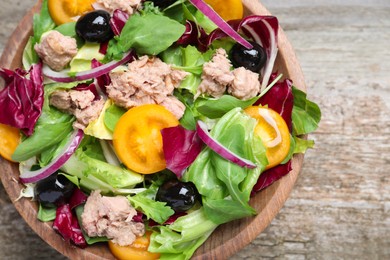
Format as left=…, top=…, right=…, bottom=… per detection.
left=19, top=129, right=84, bottom=183
left=196, top=121, right=257, bottom=169
left=42, top=51, right=135, bottom=83
left=188, top=0, right=253, bottom=49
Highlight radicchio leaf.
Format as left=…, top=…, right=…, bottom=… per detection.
left=0, top=63, right=44, bottom=136
left=99, top=41, right=109, bottom=55
left=251, top=160, right=292, bottom=193
left=69, top=188, right=88, bottom=210
left=177, top=20, right=208, bottom=51
left=206, top=15, right=279, bottom=90
left=110, top=9, right=130, bottom=36
left=256, top=73, right=294, bottom=132
left=53, top=204, right=87, bottom=248
left=91, top=59, right=111, bottom=96
left=72, top=83, right=100, bottom=99
left=161, top=125, right=203, bottom=178
left=132, top=211, right=144, bottom=222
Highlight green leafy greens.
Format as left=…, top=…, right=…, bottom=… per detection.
left=183, top=108, right=267, bottom=224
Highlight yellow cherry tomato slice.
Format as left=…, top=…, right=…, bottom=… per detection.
left=113, top=104, right=179, bottom=174
left=48, top=0, right=95, bottom=25
left=244, top=106, right=291, bottom=170
left=0, top=123, right=20, bottom=162
left=108, top=231, right=160, bottom=260
left=204, top=0, right=244, bottom=21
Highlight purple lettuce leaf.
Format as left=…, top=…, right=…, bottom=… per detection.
left=255, top=73, right=294, bottom=132
left=161, top=125, right=203, bottom=178
left=110, top=9, right=130, bottom=36
left=72, top=82, right=101, bottom=99
left=91, top=59, right=111, bottom=96
left=206, top=15, right=279, bottom=90
left=177, top=20, right=208, bottom=51
left=99, top=41, right=109, bottom=55
left=53, top=204, right=87, bottom=248
left=252, top=160, right=292, bottom=193
left=68, top=188, right=88, bottom=211
left=0, top=63, right=44, bottom=136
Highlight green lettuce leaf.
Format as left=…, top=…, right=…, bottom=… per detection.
left=37, top=204, right=56, bottom=222
left=23, top=0, right=55, bottom=68
left=33, top=0, right=55, bottom=43
left=70, top=42, right=105, bottom=72
left=12, top=108, right=74, bottom=162
left=149, top=208, right=218, bottom=259
left=293, top=136, right=315, bottom=154
left=292, top=86, right=321, bottom=135
left=103, top=103, right=127, bottom=132
left=61, top=146, right=144, bottom=194
left=128, top=193, right=174, bottom=224
left=118, top=13, right=186, bottom=55
left=195, top=95, right=259, bottom=119
left=183, top=108, right=267, bottom=224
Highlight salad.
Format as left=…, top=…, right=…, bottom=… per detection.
left=0, top=0, right=321, bottom=259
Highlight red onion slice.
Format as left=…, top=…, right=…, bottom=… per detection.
left=188, top=0, right=253, bottom=49
left=20, top=130, right=84, bottom=183
left=196, top=121, right=257, bottom=169
left=42, top=51, right=135, bottom=83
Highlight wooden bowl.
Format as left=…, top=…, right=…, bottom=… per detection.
left=0, top=0, right=306, bottom=259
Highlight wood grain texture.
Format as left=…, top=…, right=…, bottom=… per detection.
left=0, top=1, right=305, bottom=259
left=1, top=0, right=389, bottom=259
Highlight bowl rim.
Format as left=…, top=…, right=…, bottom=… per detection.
left=0, top=0, right=306, bottom=259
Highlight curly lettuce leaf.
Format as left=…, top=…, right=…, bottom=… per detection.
left=149, top=208, right=218, bottom=259
left=128, top=193, right=174, bottom=224
left=61, top=145, right=144, bottom=194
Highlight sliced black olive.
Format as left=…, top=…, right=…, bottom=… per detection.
left=156, top=179, right=199, bottom=212
left=150, top=0, right=176, bottom=9
left=76, top=10, right=114, bottom=43
left=230, top=41, right=267, bottom=72
left=34, top=173, right=75, bottom=208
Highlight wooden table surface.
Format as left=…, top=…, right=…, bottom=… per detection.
left=1, top=0, right=389, bottom=259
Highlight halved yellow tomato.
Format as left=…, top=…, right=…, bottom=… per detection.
left=108, top=231, right=160, bottom=260
left=113, top=104, right=179, bottom=174
left=244, top=106, right=291, bottom=170
left=204, top=0, right=244, bottom=21
left=48, top=0, right=95, bottom=25
left=0, top=123, right=20, bottom=162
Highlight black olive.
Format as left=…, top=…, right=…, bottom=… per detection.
left=34, top=173, right=76, bottom=208
left=230, top=41, right=267, bottom=72
left=150, top=0, right=176, bottom=9
left=156, top=179, right=199, bottom=212
left=76, top=10, right=114, bottom=43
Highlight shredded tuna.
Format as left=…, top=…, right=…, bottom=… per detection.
left=159, top=96, right=186, bottom=119
left=196, top=48, right=234, bottom=98
left=34, top=31, right=77, bottom=72
left=81, top=190, right=145, bottom=246
left=228, top=67, right=261, bottom=100
left=106, top=56, right=188, bottom=119
left=96, top=0, right=141, bottom=15
left=49, top=90, right=104, bottom=130
left=196, top=48, right=261, bottom=100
